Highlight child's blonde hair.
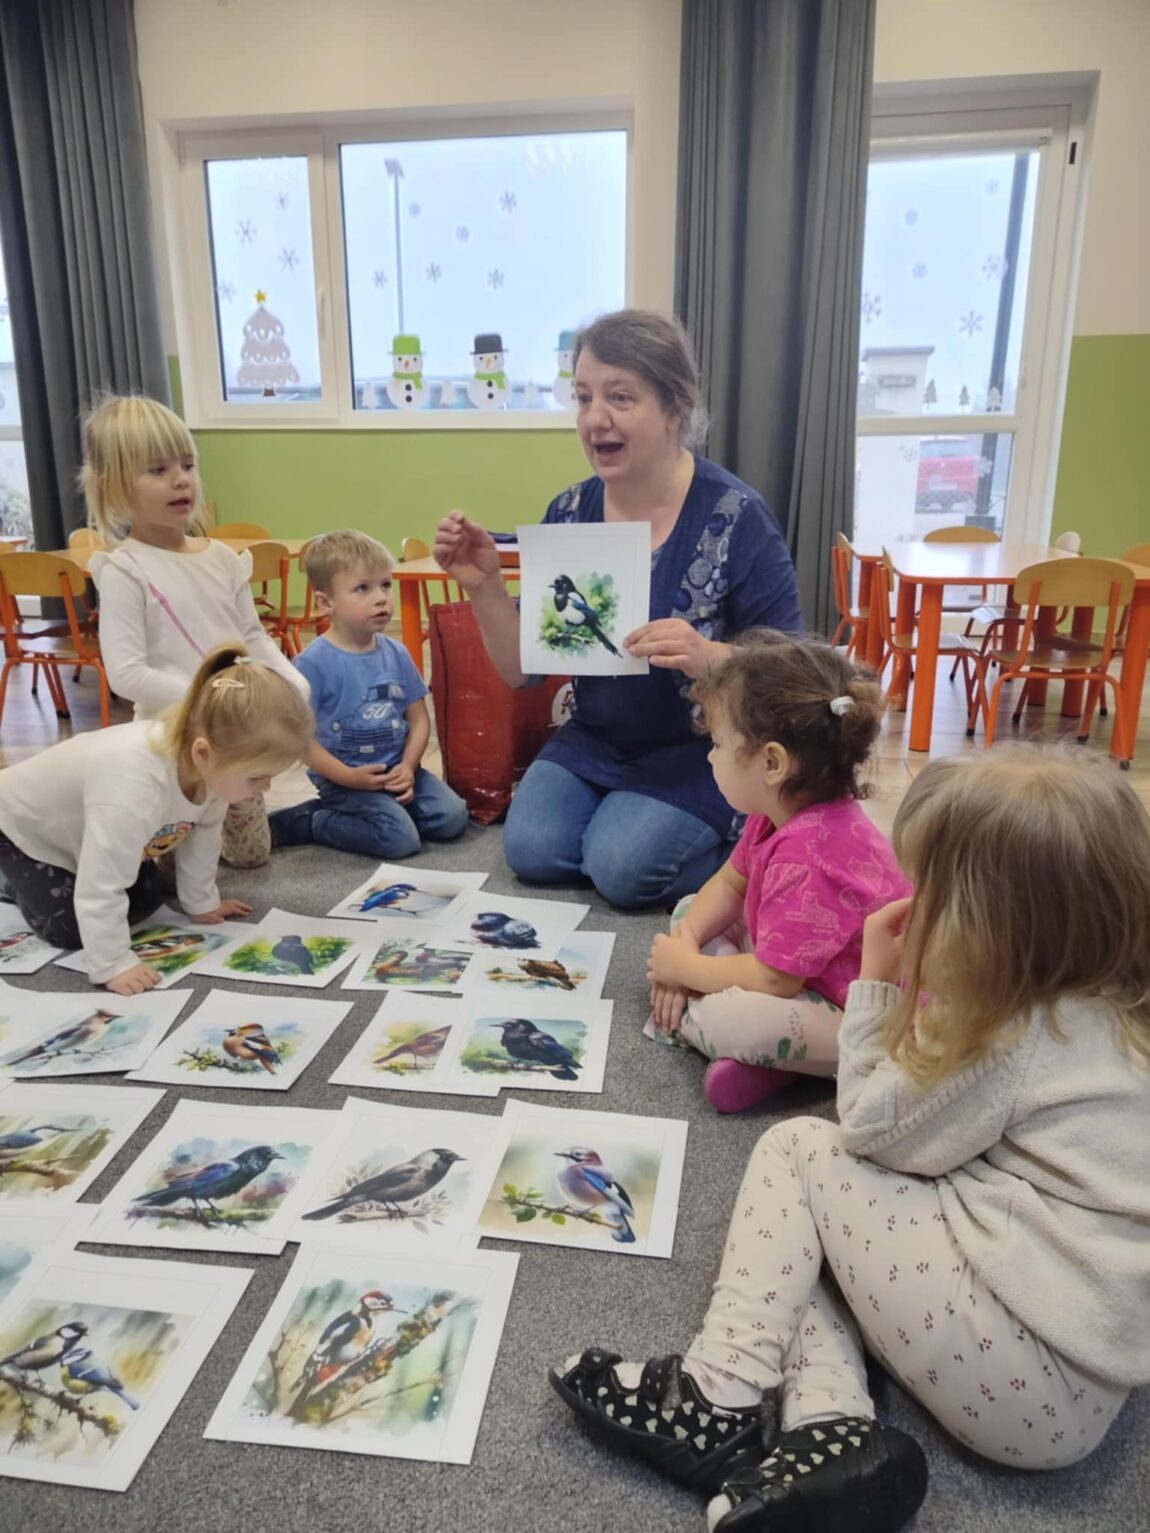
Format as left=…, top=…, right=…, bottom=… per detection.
left=887, top=746, right=1150, bottom=1087
left=157, top=644, right=313, bottom=771
left=303, top=529, right=394, bottom=596
left=80, top=394, right=208, bottom=543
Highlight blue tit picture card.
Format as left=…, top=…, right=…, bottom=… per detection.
left=517, top=520, right=651, bottom=677
left=0, top=1080, right=165, bottom=1203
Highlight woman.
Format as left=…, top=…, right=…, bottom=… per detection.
left=433, top=309, right=801, bottom=908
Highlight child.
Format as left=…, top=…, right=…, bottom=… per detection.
left=269, top=529, right=468, bottom=858
left=646, top=636, right=910, bottom=1112
left=0, top=646, right=313, bottom=995
left=83, top=394, right=307, bottom=868
left=553, top=748, right=1150, bottom=1532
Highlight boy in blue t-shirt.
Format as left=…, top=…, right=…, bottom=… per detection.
left=269, top=530, right=468, bottom=858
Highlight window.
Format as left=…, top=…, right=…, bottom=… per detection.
left=0, top=240, right=32, bottom=547
left=179, top=119, right=628, bottom=427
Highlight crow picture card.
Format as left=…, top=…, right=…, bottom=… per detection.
left=0, top=907, right=63, bottom=976
left=478, top=1100, right=688, bottom=1259
left=128, top=990, right=352, bottom=1092
left=340, top=928, right=482, bottom=994
left=328, top=864, right=488, bottom=925
left=327, top=994, right=499, bottom=1098
left=0, top=1248, right=250, bottom=1490
left=0, top=1081, right=164, bottom=1203
left=0, top=1203, right=97, bottom=1305
left=447, top=997, right=614, bottom=1095
left=204, top=1244, right=517, bottom=1464
left=466, top=931, right=616, bottom=1001
left=0, top=988, right=191, bottom=1080
left=192, top=910, right=376, bottom=990
left=54, top=906, right=258, bottom=991
left=517, top=521, right=650, bottom=678
left=87, top=1101, right=343, bottom=1256
left=439, top=892, right=590, bottom=952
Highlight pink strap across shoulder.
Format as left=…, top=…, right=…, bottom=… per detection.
left=146, top=580, right=205, bottom=657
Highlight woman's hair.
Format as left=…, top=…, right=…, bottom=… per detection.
left=303, top=529, right=394, bottom=596
left=157, top=644, right=313, bottom=771
left=691, top=632, right=884, bottom=804
left=573, top=309, right=708, bottom=448
left=886, top=747, right=1150, bottom=1087
left=80, top=394, right=207, bottom=542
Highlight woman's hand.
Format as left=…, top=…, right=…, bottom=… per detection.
left=859, top=896, right=913, bottom=985
left=433, top=511, right=503, bottom=592
left=189, top=900, right=253, bottom=924
left=624, top=619, right=730, bottom=678
left=107, top=963, right=160, bottom=995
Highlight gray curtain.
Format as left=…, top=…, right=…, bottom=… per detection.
left=676, top=0, right=874, bottom=633
left=0, top=0, right=169, bottom=549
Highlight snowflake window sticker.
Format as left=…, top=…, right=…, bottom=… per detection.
left=456, top=227, right=470, bottom=243
left=372, top=270, right=388, bottom=290
left=278, top=248, right=299, bottom=273
left=982, top=255, right=1007, bottom=280
left=408, top=202, right=421, bottom=218
left=487, top=270, right=505, bottom=290
left=426, top=264, right=441, bottom=284
left=861, top=291, right=882, bottom=324
left=500, top=192, right=517, bottom=213
left=216, top=281, right=236, bottom=304
left=275, top=192, right=289, bottom=210
left=959, top=311, right=984, bottom=337
left=236, top=220, right=255, bottom=244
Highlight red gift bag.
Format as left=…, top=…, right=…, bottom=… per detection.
left=429, top=601, right=571, bottom=825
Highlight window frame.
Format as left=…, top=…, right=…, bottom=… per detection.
left=176, top=110, right=632, bottom=432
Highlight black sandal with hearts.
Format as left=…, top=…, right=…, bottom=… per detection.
left=548, top=1348, right=771, bottom=1494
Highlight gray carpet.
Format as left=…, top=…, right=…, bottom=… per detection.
left=3, top=824, right=1142, bottom=1531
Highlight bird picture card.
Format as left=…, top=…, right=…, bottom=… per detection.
left=54, top=905, right=259, bottom=991
left=127, top=990, right=352, bottom=1092
left=0, top=1203, right=97, bottom=1305
left=191, top=910, right=376, bottom=989
left=447, top=998, right=614, bottom=1095
left=517, top=520, right=650, bottom=677
left=478, top=1101, right=688, bottom=1259
left=205, top=1244, right=517, bottom=1465
left=0, top=989, right=191, bottom=1080
left=0, top=907, right=62, bottom=975
left=327, top=994, right=499, bottom=1098
left=0, top=1248, right=250, bottom=1490
left=340, top=928, right=482, bottom=995
left=466, top=931, right=616, bottom=1001
left=328, top=864, right=488, bottom=924
left=441, top=891, right=591, bottom=952
left=265, top=1098, right=507, bottom=1250
left=0, top=1081, right=164, bottom=1203
left=86, top=1102, right=343, bottom=1257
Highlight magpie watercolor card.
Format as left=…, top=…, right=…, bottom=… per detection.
left=127, top=990, right=352, bottom=1092
left=0, top=907, right=62, bottom=975
left=0, top=1203, right=97, bottom=1305
left=0, top=1081, right=164, bottom=1203
left=192, top=910, right=376, bottom=989
left=55, top=905, right=258, bottom=991
left=517, top=521, right=650, bottom=678
left=87, top=1102, right=342, bottom=1257
left=328, top=865, right=488, bottom=925
left=0, top=989, right=191, bottom=1080
left=327, top=994, right=499, bottom=1098
left=448, top=997, right=613, bottom=1095
left=466, top=931, right=616, bottom=1001
left=204, top=1244, right=517, bottom=1465
left=0, top=1248, right=250, bottom=1490
left=441, top=892, right=590, bottom=952
left=266, top=1098, right=506, bottom=1250
left=477, top=1100, right=688, bottom=1258
left=340, top=929, right=481, bottom=994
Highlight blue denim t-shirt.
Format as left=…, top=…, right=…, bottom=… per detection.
left=295, top=633, right=427, bottom=773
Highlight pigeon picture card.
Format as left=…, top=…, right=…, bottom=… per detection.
left=191, top=910, right=376, bottom=989
left=87, top=1101, right=343, bottom=1256
left=204, top=1244, right=517, bottom=1465
left=54, top=905, right=258, bottom=990
left=439, top=892, right=590, bottom=952
left=0, top=1080, right=165, bottom=1203
left=0, top=1248, right=250, bottom=1490
left=0, top=988, right=191, bottom=1080
left=465, top=931, right=616, bottom=1001
left=127, top=990, right=352, bottom=1093
left=0, top=906, right=63, bottom=975
left=327, top=864, right=488, bottom=924
left=443, top=997, right=614, bottom=1096
left=327, top=994, right=499, bottom=1098
left=517, top=520, right=650, bottom=677
left=0, top=1202, right=98, bottom=1305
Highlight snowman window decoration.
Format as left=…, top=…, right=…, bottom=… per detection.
left=387, top=334, right=429, bottom=411
left=553, top=329, right=576, bottom=409
left=468, top=333, right=510, bottom=410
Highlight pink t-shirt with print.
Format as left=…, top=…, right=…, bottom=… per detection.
left=729, top=797, right=912, bottom=1008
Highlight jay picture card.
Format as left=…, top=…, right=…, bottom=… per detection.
left=328, top=864, right=488, bottom=924
left=0, top=907, right=62, bottom=975
left=0, top=987, right=191, bottom=1080
left=449, top=997, right=614, bottom=1095
left=0, top=1248, right=250, bottom=1491
left=517, top=521, right=650, bottom=677
left=442, top=892, right=590, bottom=952
left=87, top=1102, right=342, bottom=1257
left=266, top=1098, right=507, bottom=1250
left=467, top=931, right=616, bottom=1001
left=127, top=990, right=352, bottom=1092
left=204, top=1245, right=517, bottom=1465
left=340, top=928, right=480, bottom=994
left=478, top=1101, right=688, bottom=1259
left=55, top=905, right=258, bottom=991
left=192, top=910, right=376, bottom=989
left=327, top=994, right=499, bottom=1098
left=0, top=1081, right=164, bottom=1202
left=0, top=1203, right=97, bottom=1305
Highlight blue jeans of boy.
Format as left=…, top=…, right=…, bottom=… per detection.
left=274, top=769, right=468, bottom=860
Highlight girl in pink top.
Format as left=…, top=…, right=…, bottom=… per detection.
left=646, top=635, right=910, bottom=1111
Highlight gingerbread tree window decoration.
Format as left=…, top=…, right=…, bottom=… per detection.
left=237, top=289, right=300, bottom=398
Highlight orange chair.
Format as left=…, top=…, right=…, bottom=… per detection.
left=245, top=541, right=295, bottom=656
left=830, top=533, right=867, bottom=656
left=0, top=554, right=110, bottom=727
left=399, top=535, right=463, bottom=652
left=208, top=521, right=271, bottom=540
left=281, top=539, right=329, bottom=656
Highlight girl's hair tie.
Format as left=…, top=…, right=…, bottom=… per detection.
left=234, top=655, right=253, bottom=665
left=829, top=695, right=854, bottom=717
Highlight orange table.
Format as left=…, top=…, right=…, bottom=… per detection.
left=392, top=548, right=519, bottom=674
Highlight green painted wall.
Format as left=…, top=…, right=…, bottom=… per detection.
left=1051, top=334, right=1150, bottom=558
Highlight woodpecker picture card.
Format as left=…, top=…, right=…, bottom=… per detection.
left=0, top=907, right=63, bottom=975
left=0, top=1203, right=97, bottom=1305
left=204, top=1244, right=517, bottom=1464
left=517, top=520, right=650, bottom=677
left=477, top=1101, right=688, bottom=1259
left=328, top=864, right=488, bottom=925
left=0, top=1248, right=250, bottom=1490
left=87, top=1102, right=343, bottom=1257
left=265, top=1097, right=506, bottom=1250
left=339, top=928, right=482, bottom=995
left=466, top=931, right=616, bottom=1002
left=441, top=892, right=590, bottom=952
left=54, top=906, right=258, bottom=991
left=327, top=994, right=499, bottom=1098
left=448, top=997, right=614, bottom=1095
left=0, top=988, right=192, bottom=1080
left=192, top=910, right=376, bottom=989
left=0, top=1081, right=164, bottom=1203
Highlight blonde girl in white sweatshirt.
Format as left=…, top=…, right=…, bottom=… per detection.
left=0, top=646, right=312, bottom=995
left=550, top=747, right=1150, bottom=1533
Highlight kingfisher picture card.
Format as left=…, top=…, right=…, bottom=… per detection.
left=328, top=865, right=488, bottom=924
left=0, top=908, right=62, bottom=975
left=192, top=910, right=376, bottom=990
left=0, top=989, right=191, bottom=1080
left=55, top=906, right=258, bottom=990
left=0, top=1081, right=165, bottom=1203
left=327, top=994, right=499, bottom=1098
left=0, top=1203, right=97, bottom=1304
left=517, top=521, right=650, bottom=678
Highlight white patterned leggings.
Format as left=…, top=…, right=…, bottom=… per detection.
left=689, top=1116, right=1127, bottom=1470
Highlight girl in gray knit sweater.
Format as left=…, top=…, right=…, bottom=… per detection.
left=551, top=746, right=1150, bottom=1533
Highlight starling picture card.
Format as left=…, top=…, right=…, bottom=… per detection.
left=204, top=1244, right=517, bottom=1465
left=191, top=910, right=376, bottom=990
left=0, top=1248, right=250, bottom=1491
left=127, top=990, right=352, bottom=1093
left=517, top=521, right=650, bottom=678
left=445, top=997, right=614, bottom=1096
left=0, top=988, right=191, bottom=1080
left=0, top=907, right=63, bottom=975
left=477, top=1100, right=688, bottom=1259
left=327, top=994, right=499, bottom=1098
left=328, top=864, right=488, bottom=924
left=0, top=1081, right=165, bottom=1203
left=0, top=1203, right=97, bottom=1305
left=54, top=905, right=258, bottom=991
left=87, top=1102, right=343, bottom=1257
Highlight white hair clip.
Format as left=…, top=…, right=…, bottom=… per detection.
left=829, top=695, right=854, bottom=717
left=210, top=676, right=244, bottom=691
